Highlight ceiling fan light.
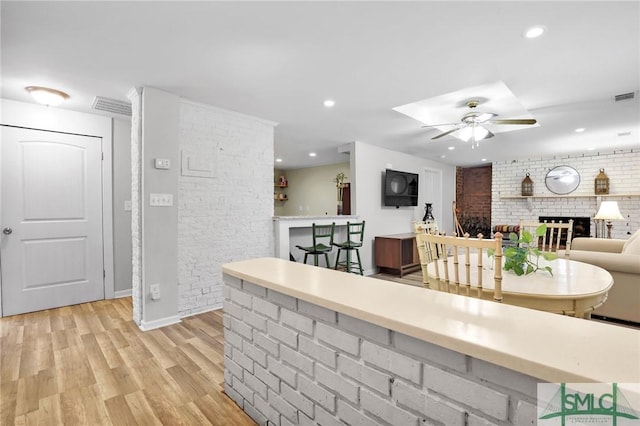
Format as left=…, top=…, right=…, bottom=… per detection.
left=25, top=86, right=69, bottom=106
left=458, top=126, right=473, bottom=142
left=474, top=126, right=490, bottom=141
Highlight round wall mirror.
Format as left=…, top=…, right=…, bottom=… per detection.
left=545, top=165, right=580, bottom=194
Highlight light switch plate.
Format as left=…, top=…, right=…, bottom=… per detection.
left=149, top=193, right=173, bottom=206
left=154, top=158, right=171, bottom=169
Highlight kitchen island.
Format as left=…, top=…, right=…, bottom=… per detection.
left=222, top=257, right=639, bottom=425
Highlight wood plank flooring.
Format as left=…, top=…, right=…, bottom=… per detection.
left=0, top=298, right=255, bottom=426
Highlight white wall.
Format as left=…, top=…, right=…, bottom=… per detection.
left=178, top=100, right=276, bottom=317
left=351, top=141, right=456, bottom=274
left=492, top=149, right=640, bottom=240
left=278, top=162, right=350, bottom=216
left=112, top=118, right=132, bottom=294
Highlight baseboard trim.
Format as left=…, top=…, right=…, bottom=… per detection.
left=179, top=304, right=222, bottom=319
left=138, top=315, right=181, bottom=331
left=114, top=289, right=132, bottom=299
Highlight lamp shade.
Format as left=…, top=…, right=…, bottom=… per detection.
left=594, top=201, right=624, bottom=220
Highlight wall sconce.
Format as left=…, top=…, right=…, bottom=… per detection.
left=25, top=86, right=69, bottom=107
left=521, top=173, right=534, bottom=196
left=594, top=168, right=609, bottom=195
left=594, top=200, right=624, bottom=239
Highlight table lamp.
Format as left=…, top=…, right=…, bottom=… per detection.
left=594, top=201, right=624, bottom=239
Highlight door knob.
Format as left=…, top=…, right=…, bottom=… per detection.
left=2, top=228, right=12, bottom=235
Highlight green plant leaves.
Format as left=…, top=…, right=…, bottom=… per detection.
left=502, top=224, right=556, bottom=277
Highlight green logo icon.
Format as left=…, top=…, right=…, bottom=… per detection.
left=539, top=383, right=639, bottom=425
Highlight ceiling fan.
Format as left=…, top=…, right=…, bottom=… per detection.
left=422, top=100, right=537, bottom=146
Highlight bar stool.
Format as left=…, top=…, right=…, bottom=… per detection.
left=333, top=221, right=365, bottom=275
left=295, top=223, right=335, bottom=267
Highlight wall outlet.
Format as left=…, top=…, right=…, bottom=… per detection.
left=150, top=283, right=160, bottom=300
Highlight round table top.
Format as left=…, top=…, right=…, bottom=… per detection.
left=426, top=255, right=613, bottom=298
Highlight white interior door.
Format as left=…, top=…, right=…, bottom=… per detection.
left=1, top=126, right=104, bottom=316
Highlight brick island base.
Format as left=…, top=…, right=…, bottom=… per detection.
left=222, top=274, right=537, bottom=425
left=221, top=257, right=638, bottom=426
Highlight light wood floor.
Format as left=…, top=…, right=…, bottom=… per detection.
left=0, top=298, right=255, bottom=426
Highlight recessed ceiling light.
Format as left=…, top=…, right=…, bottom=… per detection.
left=440, top=155, right=446, bottom=159
left=323, top=100, right=335, bottom=108
left=275, top=158, right=283, bottom=163
left=448, top=146, right=455, bottom=150
left=25, top=86, right=69, bottom=106
left=481, top=158, right=488, bottom=162
left=587, top=147, right=595, bottom=151
left=309, top=152, right=317, bottom=157
left=575, top=128, right=585, bottom=133
left=523, top=26, right=546, bottom=39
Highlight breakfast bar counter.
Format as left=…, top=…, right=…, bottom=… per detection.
left=222, top=257, right=639, bottom=425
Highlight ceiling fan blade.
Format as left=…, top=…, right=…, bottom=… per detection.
left=484, top=129, right=495, bottom=139
left=421, top=122, right=458, bottom=128
left=431, top=127, right=460, bottom=140
left=490, top=118, right=537, bottom=125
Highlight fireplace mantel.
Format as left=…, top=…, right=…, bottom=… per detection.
left=499, top=193, right=640, bottom=211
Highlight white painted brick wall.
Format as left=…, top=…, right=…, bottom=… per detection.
left=492, top=149, right=640, bottom=240
left=178, top=100, right=275, bottom=317
left=129, top=89, right=143, bottom=325
left=223, top=273, right=542, bottom=425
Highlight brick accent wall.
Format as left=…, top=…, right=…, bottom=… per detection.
left=128, top=88, right=143, bottom=326
left=492, top=150, right=640, bottom=240
left=456, top=165, right=492, bottom=236
left=178, top=101, right=276, bottom=317
left=223, top=275, right=540, bottom=425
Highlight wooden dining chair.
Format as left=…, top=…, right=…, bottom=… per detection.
left=414, top=221, right=440, bottom=285
left=416, top=232, right=504, bottom=302
left=519, top=219, right=574, bottom=256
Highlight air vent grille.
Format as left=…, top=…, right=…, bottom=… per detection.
left=91, top=96, right=132, bottom=116
left=614, top=92, right=635, bottom=102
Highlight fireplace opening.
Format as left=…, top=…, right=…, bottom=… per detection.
left=538, top=216, right=591, bottom=243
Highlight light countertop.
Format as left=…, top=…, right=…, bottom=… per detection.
left=223, top=257, right=640, bottom=384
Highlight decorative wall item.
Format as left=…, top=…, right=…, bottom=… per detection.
left=521, top=173, right=534, bottom=196
left=335, top=172, right=347, bottom=215
left=545, top=165, right=580, bottom=195
left=594, top=168, right=610, bottom=195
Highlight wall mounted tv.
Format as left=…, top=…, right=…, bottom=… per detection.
left=383, top=169, right=419, bottom=207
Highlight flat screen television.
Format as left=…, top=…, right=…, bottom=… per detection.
left=383, top=169, right=419, bottom=207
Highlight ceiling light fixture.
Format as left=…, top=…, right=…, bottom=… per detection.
left=323, top=100, right=335, bottom=108
left=448, top=146, right=455, bottom=150
left=309, top=152, right=317, bottom=157
left=458, top=123, right=490, bottom=148
left=575, top=128, right=585, bottom=133
left=25, top=86, right=69, bottom=106
left=523, top=26, right=546, bottom=39
left=275, top=158, right=283, bottom=163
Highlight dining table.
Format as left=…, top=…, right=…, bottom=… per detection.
left=426, top=254, right=613, bottom=319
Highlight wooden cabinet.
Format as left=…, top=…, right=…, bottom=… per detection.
left=374, top=233, right=420, bottom=277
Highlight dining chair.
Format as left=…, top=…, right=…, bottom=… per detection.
left=414, top=221, right=440, bottom=285
left=519, top=219, right=574, bottom=256
left=333, top=221, right=365, bottom=275
left=416, top=232, right=504, bottom=302
left=296, top=222, right=335, bottom=267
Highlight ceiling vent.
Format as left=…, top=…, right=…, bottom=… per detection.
left=614, top=92, right=636, bottom=102
left=91, top=96, right=132, bottom=116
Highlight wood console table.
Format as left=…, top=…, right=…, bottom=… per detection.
left=375, top=233, right=420, bottom=277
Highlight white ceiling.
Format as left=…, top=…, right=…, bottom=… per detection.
left=2, top=1, right=639, bottom=169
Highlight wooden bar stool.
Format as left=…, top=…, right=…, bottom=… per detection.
left=333, top=221, right=365, bottom=275
left=295, top=223, right=335, bottom=267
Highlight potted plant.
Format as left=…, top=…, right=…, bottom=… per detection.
left=491, top=224, right=558, bottom=276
